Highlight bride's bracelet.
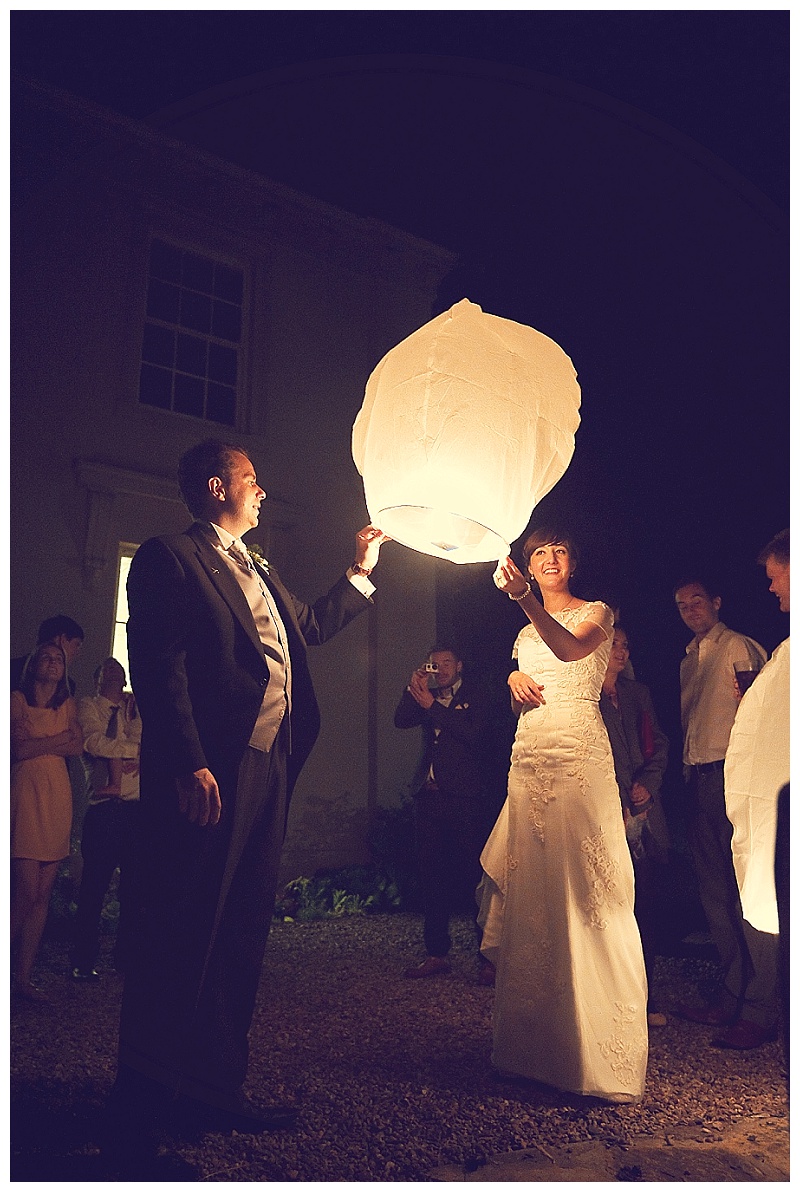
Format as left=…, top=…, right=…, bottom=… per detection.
left=508, top=581, right=532, bottom=602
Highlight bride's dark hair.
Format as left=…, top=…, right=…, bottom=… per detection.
left=522, top=527, right=579, bottom=577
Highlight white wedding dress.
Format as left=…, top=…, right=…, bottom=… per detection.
left=478, top=601, right=648, bottom=1103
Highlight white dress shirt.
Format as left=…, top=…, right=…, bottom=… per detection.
left=78, top=692, right=142, bottom=802
left=680, top=621, right=767, bottom=765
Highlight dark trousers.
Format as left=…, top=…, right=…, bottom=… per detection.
left=630, top=851, right=662, bottom=1010
left=73, top=799, right=140, bottom=972
left=413, top=785, right=482, bottom=958
left=775, top=785, right=789, bottom=1066
left=118, top=724, right=289, bottom=1108
left=685, top=766, right=752, bottom=1010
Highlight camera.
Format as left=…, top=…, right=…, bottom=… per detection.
left=425, top=662, right=439, bottom=673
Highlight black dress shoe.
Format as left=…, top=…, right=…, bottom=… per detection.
left=712, top=1019, right=779, bottom=1050
left=102, top=1097, right=199, bottom=1180
left=675, top=1000, right=736, bottom=1026
left=110, top=1147, right=200, bottom=1182
left=177, top=1094, right=298, bottom=1134
left=103, top=1068, right=175, bottom=1162
left=71, top=966, right=100, bottom=982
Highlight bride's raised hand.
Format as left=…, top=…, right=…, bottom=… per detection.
left=493, top=556, right=529, bottom=598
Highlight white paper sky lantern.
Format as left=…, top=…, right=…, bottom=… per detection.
left=724, top=639, right=790, bottom=935
left=352, top=299, right=581, bottom=563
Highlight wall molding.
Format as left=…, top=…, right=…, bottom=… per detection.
left=76, top=458, right=296, bottom=580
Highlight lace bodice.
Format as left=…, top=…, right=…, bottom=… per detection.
left=512, top=601, right=614, bottom=702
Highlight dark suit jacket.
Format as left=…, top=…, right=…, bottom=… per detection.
left=394, top=675, right=488, bottom=801
left=599, top=675, right=670, bottom=855
left=126, top=521, right=370, bottom=803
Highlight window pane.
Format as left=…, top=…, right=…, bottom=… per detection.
left=212, top=300, right=241, bottom=343
left=142, top=322, right=175, bottom=367
left=115, top=555, right=133, bottom=621
left=214, top=263, right=244, bottom=303
left=139, top=363, right=173, bottom=409
left=173, top=373, right=205, bottom=417
left=207, top=342, right=237, bottom=385
left=182, top=252, right=214, bottom=293
left=140, top=240, right=241, bottom=426
left=175, top=332, right=207, bottom=377
left=112, top=550, right=137, bottom=684
left=206, top=383, right=237, bottom=426
left=111, top=623, right=130, bottom=685
left=149, top=239, right=182, bottom=283
left=147, top=278, right=180, bottom=323
left=180, top=290, right=212, bottom=334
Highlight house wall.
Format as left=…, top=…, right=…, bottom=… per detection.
left=11, top=78, right=455, bottom=880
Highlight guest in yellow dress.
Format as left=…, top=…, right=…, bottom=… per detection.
left=11, top=642, right=83, bottom=1002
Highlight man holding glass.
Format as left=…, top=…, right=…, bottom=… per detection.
left=672, top=577, right=768, bottom=1043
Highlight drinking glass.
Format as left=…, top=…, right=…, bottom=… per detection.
left=733, top=660, right=759, bottom=695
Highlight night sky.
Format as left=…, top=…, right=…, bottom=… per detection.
left=11, top=9, right=790, bottom=758
left=10, top=9, right=789, bottom=210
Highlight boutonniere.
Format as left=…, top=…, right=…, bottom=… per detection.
left=455, top=702, right=469, bottom=710
left=247, top=544, right=270, bottom=574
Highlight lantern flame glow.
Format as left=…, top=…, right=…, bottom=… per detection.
left=352, top=299, right=581, bottom=563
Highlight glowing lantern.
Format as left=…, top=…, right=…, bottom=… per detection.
left=352, top=299, right=581, bottom=563
left=724, top=639, right=790, bottom=935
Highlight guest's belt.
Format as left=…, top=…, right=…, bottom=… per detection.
left=690, top=760, right=725, bottom=774
left=88, top=796, right=140, bottom=808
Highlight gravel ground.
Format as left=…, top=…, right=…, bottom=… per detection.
left=10, top=912, right=789, bottom=1182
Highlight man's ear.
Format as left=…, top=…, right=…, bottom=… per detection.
left=208, top=475, right=226, bottom=503
left=712, top=596, right=722, bottom=612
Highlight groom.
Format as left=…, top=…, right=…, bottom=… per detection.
left=112, top=438, right=387, bottom=1158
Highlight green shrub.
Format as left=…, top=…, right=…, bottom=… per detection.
left=367, top=799, right=421, bottom=910
left=273, top=799, right=423, bottom=922
left=274, top=864, right=403, bottom=922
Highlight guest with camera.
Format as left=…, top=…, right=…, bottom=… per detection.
left=394, top=646, right=494, bottom=985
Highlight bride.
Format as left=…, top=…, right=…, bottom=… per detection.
left=479, top=528, right=648, bottom=1103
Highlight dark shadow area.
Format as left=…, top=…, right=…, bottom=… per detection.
left=11, top=1092, right=110, bottom=1182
